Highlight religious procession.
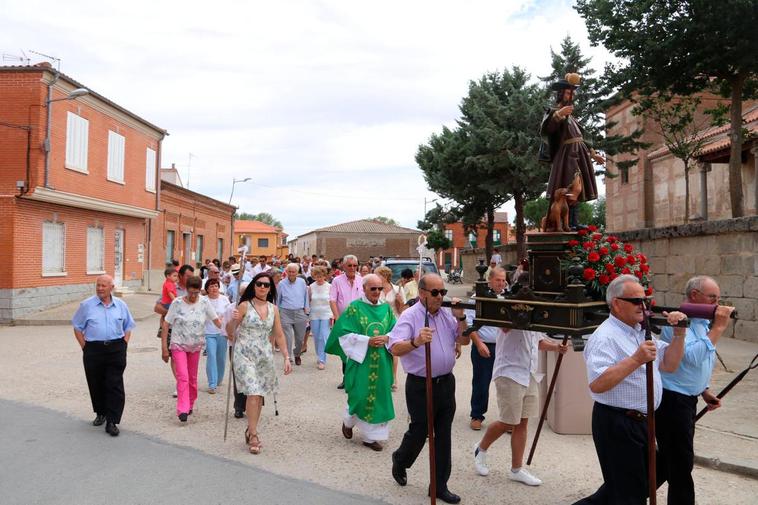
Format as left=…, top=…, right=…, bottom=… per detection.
left=2, top=1, right=757, bottom=505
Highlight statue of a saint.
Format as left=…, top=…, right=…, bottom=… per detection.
left=540, top=73, right=604, bottom=231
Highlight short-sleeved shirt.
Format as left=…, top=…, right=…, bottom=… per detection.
left=165, top=296, right=218, bottom=352
left=584, top=314, right=669, bottom=414
left=205, top=296, right=230, bottom=335
left=329, top=273, right=363, bottom=316
left=660, top=318, right=714, bottom=396
left=72, top=295, right=136, bottom=342
left=493, top=329, right=546, bottom=387
left=161, top=279, right=177, bottom=304
left=388, top=301, right=459, bottom=378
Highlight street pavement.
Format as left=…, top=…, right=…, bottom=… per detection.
left=0, top=282, right=756, bottom=504
left=0, top=399, right=385, bottom=505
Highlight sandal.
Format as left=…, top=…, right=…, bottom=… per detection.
left=245, top=429, right=262, bottom=454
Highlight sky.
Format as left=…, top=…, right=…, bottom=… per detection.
left=2, top=0, right=611, bottom=238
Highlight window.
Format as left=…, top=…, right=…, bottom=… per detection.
left=258, top=238, right=269, bottom=248
left=166, top=230, right=175, bottom=263
left=217, top=238, right=223, bottom=260
left=145, top=148, right=156, bottom=192
left=86, top=227, right=105, bottom=273
left=468, top=232, right=476, bottom=244
left=444, top=229, right=453, bottom=241
left=42, top=221, right=66, bottom=275
left=107, top=130, right=126, bottom=183
left=196, top=235, right=204, bottom=262
left=494, top=230, right=501, bottom=245
left=65, top=112, right=89, bottom=172
left=620, top=166, right=630, bottom=184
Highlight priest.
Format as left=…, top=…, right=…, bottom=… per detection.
left=326, top=274, right=396, bottom=451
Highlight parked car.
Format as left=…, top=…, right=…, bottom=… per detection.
left=383, top=257, right=439, bottom=284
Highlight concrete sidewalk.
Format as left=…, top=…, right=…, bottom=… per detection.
left=10, top=292, right=160, bottom=326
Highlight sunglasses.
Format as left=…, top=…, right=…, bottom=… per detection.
left=421, top=288, right=448, bottom=297
left=617, top=297, right=648, bottom=305
left=255, top=281, right=271, bottom=288
left=367, top=286, right=383, bottom=292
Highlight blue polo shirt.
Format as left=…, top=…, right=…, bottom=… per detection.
left=660, top=318, right=714, bottom=396
left=72, top=295, right=136, bottom=342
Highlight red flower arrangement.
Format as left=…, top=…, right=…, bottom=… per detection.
left=564, top=230, right=653, bottom=299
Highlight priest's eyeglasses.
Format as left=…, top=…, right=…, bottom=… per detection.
left=421, top=288, right=448, bottom=297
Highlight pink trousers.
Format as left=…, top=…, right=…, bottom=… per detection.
left=172, top=349, right=200, bottom=415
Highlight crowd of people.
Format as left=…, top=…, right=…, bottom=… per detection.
left=71, top=249, right=734, bottom=505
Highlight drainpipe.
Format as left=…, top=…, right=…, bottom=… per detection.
left=43, top=71, right=60, bottom=188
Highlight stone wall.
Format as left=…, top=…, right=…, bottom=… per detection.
left=616, top=216, right=758, bottom=343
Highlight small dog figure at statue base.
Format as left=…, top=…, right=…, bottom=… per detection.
left=541, top=188, right=572, bottom=232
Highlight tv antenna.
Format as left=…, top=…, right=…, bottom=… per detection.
left=28, top=50, right=61, bottom=71
left=2, top=50, right=30, bottom=66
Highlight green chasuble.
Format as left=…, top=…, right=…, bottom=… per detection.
left=325, top=299, right=396, bottom=424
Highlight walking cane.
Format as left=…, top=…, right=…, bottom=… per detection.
left=695, top=353, right=758, bottom=422
left=223, top=342, right=236, bottom=442
left=422, top=299, right=437, bottom=505
left=641, top=305, right=657, bottom=505
left=527, top=334, right=569, bottom=465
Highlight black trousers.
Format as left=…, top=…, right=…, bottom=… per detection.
left=393, top=373, right=456, bottom=493
left=573, top=402, right=651, bottom=505
left=82, top=339, right=127, bottom=424
left=469, top=343, right=496, bottom=421
left=656, top=389, right=697, bottom=505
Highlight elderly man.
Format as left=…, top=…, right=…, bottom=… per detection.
left=389, top=274, right=469, bottom=504
left=277, top=263, right=310, bottom=366
left=326, top=274, right=396, bottom=451
left=330, top=254, right=364, bottom=389
left=656, top=276, right=734, bottom=505
left=72, top=275, right=135, bottom=437
left=467, top=266, right=508, bottom=431
left=202, top=265, right=225, bottom=295
left=573, top=275, right=687, bottom=505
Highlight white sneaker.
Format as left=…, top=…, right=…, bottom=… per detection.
left=508, top=468, right=542, bottom=486
left=473, top=444, right=489, bottom=476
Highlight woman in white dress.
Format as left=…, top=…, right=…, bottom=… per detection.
left=227, top=272, right=292, bottom=454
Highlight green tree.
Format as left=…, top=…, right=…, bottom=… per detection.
left=576, top=0, right=758, bottom=217
left=524, top=197, right=549, bottom=231
left=368, top=216, right=399, bottom=226
left=590, top=197, right=606, bottom=228
left=541, top=35, right=647, bottom=177
left=235, top=212, right=283, bottom=229
left=425, top=229, right=452, bottom=253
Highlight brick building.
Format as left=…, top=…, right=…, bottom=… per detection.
left=437, top=212, right=510, bottom=271
left=0, top=63, right=165, bottom=321
left=605, top=96, right=757, bottom=232
left=233, top=220, right=288, bottom=259
left=290, top=219, right=421, bottom=261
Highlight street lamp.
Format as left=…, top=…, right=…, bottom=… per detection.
left=229, top=177, right=252, bottom=204
left=44, top=87, right=90, bottom=187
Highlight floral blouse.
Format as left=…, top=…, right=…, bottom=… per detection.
left=165, top=296, right=218, bottom=352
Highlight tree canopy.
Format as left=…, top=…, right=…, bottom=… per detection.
left=367, top=216, right=399, bottom=226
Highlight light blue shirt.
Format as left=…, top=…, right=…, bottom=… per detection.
left=72, top=295, right=136, bottom=342
left=660, top=318, right=714, bottom=396
left=584, top=314, right=669, bottom=414
left=464, top=292, right=504, bottom=344
left=277, top=277, right=310, bottom=311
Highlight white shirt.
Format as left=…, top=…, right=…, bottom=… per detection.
left=377, top=284, right=406, bottom=318
left=204, top=295, right=230, bottom=335
left=584, top=314, right=669, bottom=414
left=492, top=329, right=546, bottom=387
left=309, top=281, right=332, bottom=320
left=251, top=264, right=272, bottom=277
left=464, top=291, right=505, bottom=344
left=491, top=253, right=502, bottom=265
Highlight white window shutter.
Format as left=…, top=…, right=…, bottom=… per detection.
left=107, top=131, right=125, bottom=182
left=145, top=148, right=156, bottom=191
left=65, top=112, right=89, bottom=172
left=87, top=227, right=104, bottom=272
left=43, top=222, right=65, bottom=273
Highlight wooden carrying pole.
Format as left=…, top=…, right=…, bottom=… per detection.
left=527, top=334, right=569, bottom=465
left=642, top=308, right=657, bottom=505
left=424, top=302, right=436, bottom=505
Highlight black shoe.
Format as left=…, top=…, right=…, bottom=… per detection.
left=92, top=414, right=106, bottom=426
left=105, top=422, right=119, bottom=437
left=188, top=409, right=193, bottom=415
left=337, top=381, right=345, bottom=390
left=295, top=356, right=301, bottom=366
left=391, top=452, right=407, bottom=486
left=234, top=410, right=244, bottom=419
left=430, top=489, right=461, bottom=504
left=178, top=413, right=188, bottom=422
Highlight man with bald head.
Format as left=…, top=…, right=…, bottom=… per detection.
left=72, top=275, right=136, bottom=437
left=388, top=274, right=468, bottom=504
left=326, top=274, right=396, bottom=451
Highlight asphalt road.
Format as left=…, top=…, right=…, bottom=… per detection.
left=0, top=399, right=387, bottom=505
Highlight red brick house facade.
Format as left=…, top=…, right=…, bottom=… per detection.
left=436, top=212, right=509, bottom=271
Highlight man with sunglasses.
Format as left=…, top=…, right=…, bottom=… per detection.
left=573, top=275, right=687, bottom=505
left=330, top=254, right=364, bottom=389
left=326, top=274, right=396, bottom=451
left=655, top=276, right=734, bottom=505
left=388, top=274, right=468, bottom=504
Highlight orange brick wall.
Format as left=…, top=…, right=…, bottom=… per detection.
left=5, top=198, right=146, bottom=289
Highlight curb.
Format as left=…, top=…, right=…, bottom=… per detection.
left=694, top=454, right=758, bottom=480
left=9, top=312, right=156, bottom=327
